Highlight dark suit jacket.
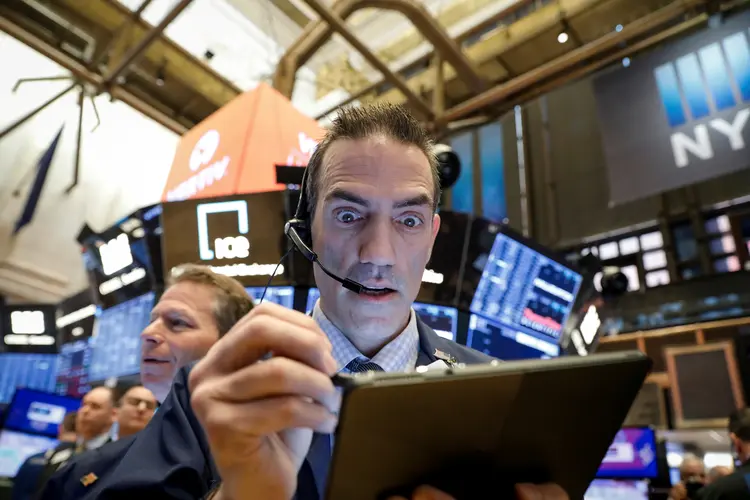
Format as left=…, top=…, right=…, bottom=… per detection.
left=50, top=318, right=493, bottom=500
left=11, top=451, right=46, bottom=500
left=694, top=463, right=750, bottom=500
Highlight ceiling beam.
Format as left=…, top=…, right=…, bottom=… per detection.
left=274, top=0, right=488, bottom=98
left=299, top=0, right=434, bottom=119
left=0, top=14, right=188, bottom=135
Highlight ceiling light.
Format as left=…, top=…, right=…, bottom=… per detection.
left=615, top=24, right=623, bottom=32
left=557, top=32, right=569, bottom=44
left=622, top=57, right=631, bottom=68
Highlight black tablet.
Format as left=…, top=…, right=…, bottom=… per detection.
left=327, top=351, right=652, bottom=500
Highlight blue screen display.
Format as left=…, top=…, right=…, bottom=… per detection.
left=597, top=428, right=658, bottom=479
left=467, top=314, right=559, bottom=360
left=0, top=354, right=58, bottom=405
left=55, top=339, right=92, bottom=397
left=89, top=292, right=155, bottom=382
left=413, top=303, right=458, bottom=341
left=584, top=479, right=649, bottom=500
left=306, top=288, right=320, bottom=315
left=246, top=287, right=295, bottom=309
left=3, top=389, right=81, bottom=438
left=0, top=429, right=58, bottom=478
left=468, top=232, right=581, bottom=359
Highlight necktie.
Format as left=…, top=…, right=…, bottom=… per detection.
left=345, top=358, right=384, bottom=373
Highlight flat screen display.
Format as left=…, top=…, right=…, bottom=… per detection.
left=413, top=303, right=458, bottom=341
left=88, top=292, right=155, bottom=382
left=0, top=354, right=58, bottom=405
left=584, top=479, right=649, bottom=500
left=466, top=314, right=559, bottom=360
left=246, top=287, right=294, bottom=309
left=597, top=428, right=658, bottom=478
left=306, top=287, right=320, bottom=315
left=470, top=231, right=582, bottom=341
left=0, top=429, right=58, bottom=478
left=3, top=389, right=81, bottom=437
left=55, top=340, right=92, bottom=397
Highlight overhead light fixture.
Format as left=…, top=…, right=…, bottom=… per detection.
left=615, top=24, right=623, bottom=32
left=557, top=32, right=569, bottom=44
left=156, top=65, right=166, bottom=87
left=622, top=57, right=631, bottom=68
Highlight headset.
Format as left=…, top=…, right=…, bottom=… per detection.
left=283, top=166, right=382, bottom=295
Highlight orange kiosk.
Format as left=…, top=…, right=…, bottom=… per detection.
left=161, top=82, right=325, bottom=202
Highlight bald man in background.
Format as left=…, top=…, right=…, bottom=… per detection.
left=114, top=386, right=158, bottom=439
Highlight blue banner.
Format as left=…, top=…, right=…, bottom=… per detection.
left=14, top=126, right=64, bottom=234
left=478, top=122, right=506, bottom=222
left=450, top=131, right=474, bottom=215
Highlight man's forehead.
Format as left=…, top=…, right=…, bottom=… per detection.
left=158, top=282, right=215, bottom=313
left=320, top=136, right=433, bottom=191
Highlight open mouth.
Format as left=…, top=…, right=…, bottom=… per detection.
left=361, top=287, right=396, bottom=297
left=142, top=357, right=170, bottom=364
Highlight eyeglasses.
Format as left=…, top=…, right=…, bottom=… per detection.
left=123, top=396, right=157, bottom=411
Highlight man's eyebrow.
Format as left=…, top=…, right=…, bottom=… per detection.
left=324, top=189, right=369, bottom=207
left=394, top=193, right=432, bottom=209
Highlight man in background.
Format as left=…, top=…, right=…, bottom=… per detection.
left=694, top=409, right=750, bottom=500
left=114, top=385, right=158, bottom=439
left=670, top=455, right=707, bottom=500
left=707, top=466, right=732, bottom=485
left=11, top=412, right=77, bottom=500
left=38, top=264, right=253, bottom=500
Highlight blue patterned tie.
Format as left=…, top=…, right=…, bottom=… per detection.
left=345, top=358, right=384, bottom=373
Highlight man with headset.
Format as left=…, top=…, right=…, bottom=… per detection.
left=74, top=104, right=569, bottom=500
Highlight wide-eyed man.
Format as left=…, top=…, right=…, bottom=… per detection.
left=70, top=104, right=569, bottom=500
left=37, top=265, right=252, bottom=499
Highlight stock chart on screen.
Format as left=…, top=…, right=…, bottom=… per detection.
left=470, top=232, right=582, bottom=340
left=56, top=340, right=92, bottom=397
left=467, top=231, right=582, bottom=359
left=88, top=292, right=155, bottom=382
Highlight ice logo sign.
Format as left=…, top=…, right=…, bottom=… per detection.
left=196, top=200, right=250, bottom=261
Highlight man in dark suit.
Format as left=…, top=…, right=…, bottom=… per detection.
left=37, top=265, right=253, bottom=500
left=65, top=103, right=568, bottom=500
left=10, top=412, right=77, bottom=500
left=694, top=409, right=750, bottom=500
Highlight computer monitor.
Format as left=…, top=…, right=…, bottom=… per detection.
left=246, top=287, right=295, bottom=309
left=55, top=339, right=92, bottom=397
left=413, top=303, right=458, bottom=341
left=3, top=389, right=81, bottom=438
left=584, top=479, right=649, bottom=500
left=466, top=314, right=559, bottom=360
left=467, top=228, right=582, bottom=359
left=597, top=427, right=658, bottom=479
left=306, top=288, right=320, bottom=315
left=0, top=429, right=58, bottom=478
left=0, top=354, right=59, bottom=405
left=88, top=292, right=155, bottom=382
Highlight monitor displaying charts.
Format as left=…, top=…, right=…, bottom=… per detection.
left=413, top=303, right=458, bottom=341
left=88, top=292, right=155, bottom=382
left=0, top=429, right=58, bottom=478
left=0, top=354, right=58, bottom=405
left=467, top=230, right=582, bottom=359
left=55, top=339, right=92, bottom=397
left=245, top=287, right=295, bottom=309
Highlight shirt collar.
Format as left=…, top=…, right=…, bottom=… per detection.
left=78, top=432, right=110, bottom=451
left=312, top=300, right=420, bottom=373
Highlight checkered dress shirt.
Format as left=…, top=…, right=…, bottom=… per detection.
left=312, top=300, right=420, bottom=373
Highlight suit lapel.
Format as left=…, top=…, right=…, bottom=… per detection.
left=416, top=316, right=451, bottom=366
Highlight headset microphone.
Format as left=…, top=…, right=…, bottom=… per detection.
left=282, top=165, right=386, bottom=296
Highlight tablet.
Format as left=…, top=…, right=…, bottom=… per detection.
left=326, top=351, right=652, bottom=500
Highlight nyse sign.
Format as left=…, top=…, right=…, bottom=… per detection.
left=654, top=31, right=750, bottom=168
left=592, top=13, right=750, bottom=205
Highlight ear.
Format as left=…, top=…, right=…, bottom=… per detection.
left=426, top=213, right=441, bottom=263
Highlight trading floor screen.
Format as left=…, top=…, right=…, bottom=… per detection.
left=413, top=303, right=458, bottom=340
left=468, top=232, right=582, bottom=359
left=246, top=287, right=295, bottom=309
